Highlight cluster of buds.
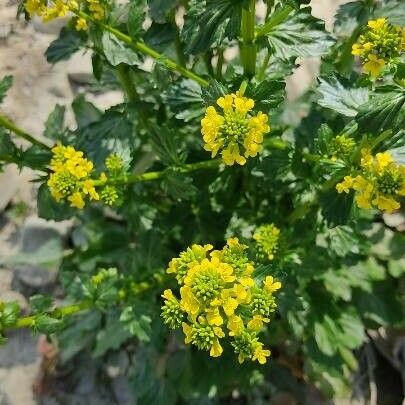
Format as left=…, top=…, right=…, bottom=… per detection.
left=161, top=238, right=281, bottom=364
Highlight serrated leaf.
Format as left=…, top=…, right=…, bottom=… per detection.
left=333, top=1, right=370, bottom=37
left=45, top=27, right=84, bottom=64
left=325, top=225, right=360, bottom=257
left=44, top=104, right=65, bottom=140
left=76, top=109, right=133, bottom=168
left=314, top=316, right=338, bottom=356
left=246, top=79, right=285, bottom=111
left=144, top=22, right=176, bottom=52
left=317, top=76, right=369, bottom=117
left=320, top=189, right=353, bottom=227
left=0, top=75, right=13, bottom=104
left=356, top=85, right=405, bottom=134
left=72, top=95, right=102, bottom=129
left=35, top=315, right=65, bottom=334
left=37, top=184, right=75, bottom=221
left=164, top=79, right=204, bottom=122
left=201, top=80, right=227, bottom=106
left=181, top=0, right=244, bottom=54
left=262, top=7, right=335, bottom=59
left=128, top=0, right=146, bottom=39
left=162, top=171, right=197, bottom=200
left=102, top=31, right=140, bottom=66
left=374, top=0, right=405, bottom=26
left=148, top=0, right=178, bottom=22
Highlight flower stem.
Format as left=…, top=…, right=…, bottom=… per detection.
left=115, top=64, right=140, bottom=104
left=76, top=11, right=208, bottom=87
left=13, top=301, right=92, bottom=329
left=0, top=114, right=51, bottom=151
left=102, top=159, right=223, bottom=186
left=240, top=0, right=256, bottom=78
left=255, top=5, right=294, bottom=38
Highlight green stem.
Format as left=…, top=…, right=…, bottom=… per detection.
left=76, top=11, right=208, bottom=87
left=0, top=114, right=51, bottom=151
left=255, top=5, right=293, bottom=38
left=257, top=51, right=271, bottom=81
left=240, top=0, right=256, bottom=78
left=100, top=159, right=222, bottom=186
left=14, top=301, right=92, bottom=329
left=115, top=64, right=140, bottom=104
left=216, top=49, right=224, bottom=79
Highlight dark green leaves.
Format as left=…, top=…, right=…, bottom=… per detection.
left=260, top=7, right=334, bottom=58
left=46, top=27, right=85, bottom=64
left=317, top=76, right=369, bottom=117
left=0, top=75, right=13, bottom=104
left=147, top=0, right=178, bottom=22
left=246, top=79, right=286, bottom=111
left=102, top=32, right=141, bottom=66
left=44, top=104, right=66, bottom=140
left=182, top=0, right=245, bottom=54
left=128, top=0, right=146, bottom=39
left=356, top=85, right=405, bottom=134
left=320, top=189, right=353, bottom=227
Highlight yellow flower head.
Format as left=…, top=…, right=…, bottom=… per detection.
left=253, top=223, right=281, bottom=261
left=352, top=18, right=403, bottom=77
left=201, top=93, right=270, bottom=166
left=336, top=150, right=405, bottom=213
left=162, top=238, right=281, bottom=363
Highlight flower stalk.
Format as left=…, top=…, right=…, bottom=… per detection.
left=75, top=11, right=209, bottom=87
left=240, top=0, right=257, bottom=78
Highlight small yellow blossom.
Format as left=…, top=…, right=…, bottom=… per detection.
left=253, top=224, right=280, bottom=261
left=75, top=18, right=88, bottom=31
left=68, top=191, right=85, bottom=209
left=336, top=175, right=354, bottom=194
left=201, top=93, right=270, bottom=166
left=363, top=54, right=385, bottom=77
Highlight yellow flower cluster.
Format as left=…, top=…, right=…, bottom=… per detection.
left=201, top=93, right=270, bottom=166
left=336, top=150, right=405, bottom=213
left=352, top=18, right=405, bottom=77
left=25, top=0, right=104, bottom=30
left=47, top=144, right=122, bottom=209
left=161, top=238, right=281, bottom=364
left=253, top=224, right=280, bottom=261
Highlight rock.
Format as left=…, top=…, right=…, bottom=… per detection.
left=0, top=329, right=38, bottom=367
left=0, top=166, right=19, bottom=212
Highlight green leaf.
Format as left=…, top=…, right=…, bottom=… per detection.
left=37, top=184, right=75, bottom=221
left=44, top=104, right=65, bottom=140
left=181, top=0, right=244, bottom=54
left=45, top=27, right=84, bottom=63
left=0, top=75, right=13, bottom=104
left=314, top=316, right=338, bottom=356
left=317, top=76, right=369, bottom=117
left=164, top=79, right=205, bottom=122
left=76, top=109, right=134, bottom=168
left=93, top=316, right=132, bottom=357
left=246, top=79, right=286, bottom=111
left=320, top=189, right=353, bottom=227
left=262, top=7, right=335, bottom=59
left=201, top=80, right=227, bottom=106
left=30, top=295, right=53, bottom=313
left=102, top=31, right=141, bottom=66
left=337, top=311, right=365, bottom=349
left=144, top=22, right=176, bottom=52
left=148, top=0, right=178, bottom=22
left=374, top=0, right=405, bottom=26
left=333, top=1, right=370, bottom=37
left=35, top=315, right=65, bottom=334
left=325, top=225, right=360, bottom=257
left=162, top=171, right=197, bottom=200
left=20, top=145, right=52, bottom=170
left=72, top=95, right=102, bottom=129
left=356, top=85, right=405, bottom=134
left=0, top=301, right=20, bottom=328
left=128, top=0, right=146, bottom=38
left=120, top=307, right=151, bottom=342
left=149, top=125, right=186, bottom=166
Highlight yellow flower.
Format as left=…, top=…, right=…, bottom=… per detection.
left=264, top=276, right=282, bottom=293
left=68, top=192, right=85, bottom=209
left=227, top=315, right=244, bottom=336
left=247, top=315, right=269, bottom=332
left=82, top=179, right=99, bottom=200
left=368, top=18, right=387, bottom=31
left=351, top=43, right=364, bottom=56
left=372, top=195, right=400, bottom=213
left=336, top=175, right=354, bottom=194
left=252, top=343, right=271, bottom=365
left=363, top=54, right=385, bottom=77
left=355, top=193, right=372, bottom=209
left=375, top=152, right=393, bottom=171
left=206, top=308, right=224, bottom=326
left=75, top=18, right=88, bottom=31
left=201, top=93, right=270, bottom=166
